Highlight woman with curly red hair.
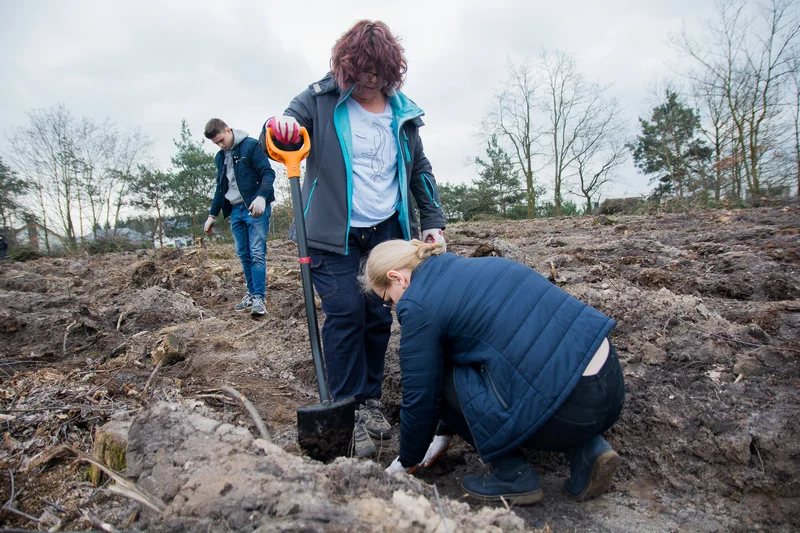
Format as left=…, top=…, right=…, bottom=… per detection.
left=261, top=20, right=446, bottom=458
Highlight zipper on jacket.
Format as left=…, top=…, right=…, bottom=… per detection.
left=482, top=365, right=509, bottom=410
left=304, top=179, right=318, bottom=217
left=422, top=173, right=441, bottom=208
left=403, top=131, right=411, bottom=163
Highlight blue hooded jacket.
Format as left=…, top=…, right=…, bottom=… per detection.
left=209, top=134, right=276, bottom=219
left=396, top=253, right=616, bottom=466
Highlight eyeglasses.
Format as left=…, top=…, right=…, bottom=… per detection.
left=357, top=70, right=380, bottom=84
left=381, top=287, right=394, bottom=309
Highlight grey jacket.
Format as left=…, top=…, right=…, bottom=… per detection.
left=260, top=73, right=445, bottom=255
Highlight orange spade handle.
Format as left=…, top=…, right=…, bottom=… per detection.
left=265, top=127, right=311, bottom=179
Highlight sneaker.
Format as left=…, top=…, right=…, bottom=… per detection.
left=422, top=435, right=453, bottom=468
left=250, top=296, right=267, bottom=316
left=564, top=435, right=620, bottom=501
left=360, top=398, right=392, bottom=440
left=352, top=412, right=377, bottom=458
left=234, top=294, right=253, bottom=312
left=461, top=454, right=544, bottom=506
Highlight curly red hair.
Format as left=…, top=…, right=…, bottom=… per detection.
left=330, top=20, right=407, bottom=93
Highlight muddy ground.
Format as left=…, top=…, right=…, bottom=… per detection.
left=1, top=205, right=799, bottom=532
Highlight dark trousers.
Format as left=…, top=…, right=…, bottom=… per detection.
left=439, top=343, right=626, bottom=457
left=308, top=213, right=405, bottom=403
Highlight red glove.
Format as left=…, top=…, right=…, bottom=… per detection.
left=266, top=116, right=300, bottom=144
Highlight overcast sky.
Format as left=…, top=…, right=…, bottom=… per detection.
left=0, top=0, right=717, bottom=202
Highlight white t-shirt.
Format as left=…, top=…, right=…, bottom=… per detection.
left=346, top=98, right=399, bottom=227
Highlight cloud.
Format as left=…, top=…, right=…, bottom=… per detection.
left=1, top=0, right=718, bottom=202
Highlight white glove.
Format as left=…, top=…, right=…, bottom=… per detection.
left=266, top=116, right=300, bottom=144
left=422, top=228, right=446, bottom=252
left=249, top=196, right=266, bottom=217
left=204, top=216, right=216, bottom=235
left=385, top=456, right=415, bottom=475
left=421, top=435, right=453, bottom=468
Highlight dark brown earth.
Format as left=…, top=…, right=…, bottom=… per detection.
left=1, top=204, right=799, bottom=532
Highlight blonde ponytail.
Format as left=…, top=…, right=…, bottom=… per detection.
left=361, top=239, right=444, bottom=292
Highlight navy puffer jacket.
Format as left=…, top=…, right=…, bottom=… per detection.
left=396, top=253, right=616, bottom=466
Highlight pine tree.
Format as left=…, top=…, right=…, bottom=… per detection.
left=474, top=136, right=526, bottom=217
left=166, top=120, right=216, bottom=237
left=629, top=91, right=711, bottom=199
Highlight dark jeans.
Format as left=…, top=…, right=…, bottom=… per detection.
left=230, top=203, right=270, bottom=298
left=308, top=213, right=405, bottom=403
left=439, top=343, right=626, bottom=457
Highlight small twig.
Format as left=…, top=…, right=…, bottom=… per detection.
left=63, top=321, right=79, bottom=354
left=235, top=320, right=268, bottom=339
left=220, top=386, right=271, bottom=443
left=195, top=393, right=237, bottom=404
left=499, top=495, right=511, bottom=511
left=83, top=509, right=121, bottom=533
left=116, top=312, right=127, bottom=331
left=753, top=441, right=765, bottom=474
left=139, top=360, right=164, bottom=404
left=86, top=361, right=129, bottom=398
left=3, top=470, right=41, bottom=523
left=432, top=484, right=450, bottom=533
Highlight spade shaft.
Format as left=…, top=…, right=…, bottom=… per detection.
left=264, top=127, right=355, bottom=461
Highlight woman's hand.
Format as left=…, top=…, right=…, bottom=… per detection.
left=422, top=228, right=446, bottom=252
left=266, top=116, right=301, bottom=144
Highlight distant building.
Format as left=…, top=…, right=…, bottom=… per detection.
left=154, top=235, right=193, bottom=249
left=81, top=227, right=149, bottom=242
left=13, top=221, right=67, bottom=252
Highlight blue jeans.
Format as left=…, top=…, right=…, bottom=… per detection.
left=439, top=343, right=626, bottom=454
left=230, top=203, right=270, bottom=298
left=309, top=213, right=405, bottom=403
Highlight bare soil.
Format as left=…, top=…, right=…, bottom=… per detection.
left=1, top=205, right=799, bottom=532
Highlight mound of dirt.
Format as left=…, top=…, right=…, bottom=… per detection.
left=116, top=286, right=208, bottom=332
left=127, top=401, right=531, bottom=533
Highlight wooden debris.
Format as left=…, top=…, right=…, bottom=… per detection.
left=151, top=332, right=187, bottom=366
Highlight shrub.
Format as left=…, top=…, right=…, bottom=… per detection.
left=84, top=237, right=151, bottom=255
left=8, top=245, right=45, bottom=262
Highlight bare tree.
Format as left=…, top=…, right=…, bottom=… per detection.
left=8, top=104, right=81, bottom=247
left=486, top=60, right=545, bottom=217
left=541, top=50, right=614, bottom=215
left=568, top=97, right=628, bottom=213
left=675, top=0, right=800, bottom=197
left=693, top=78, right=740, bottom=200
left=105, top=127, right=152, bottom=234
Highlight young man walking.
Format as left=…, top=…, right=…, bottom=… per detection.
left=204, top=118, right=276, bottom=317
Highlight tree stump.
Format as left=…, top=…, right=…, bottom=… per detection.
left=91, top=420, right=131, bottom=486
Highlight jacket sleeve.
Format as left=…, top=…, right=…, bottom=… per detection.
left=249, top=140, right=276, bottom=203
left=396, top=300, right=444, bottom=467
left=408, top=134, right=446, bottom=232
left=258, top=89, right=317, bottom=156
left=208, top=156, right=224, bottom=217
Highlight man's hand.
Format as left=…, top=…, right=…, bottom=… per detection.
left=266, top=116, right=300, bottom=144
left=249, top=197, right=266, bottom=217
left=422, top=228, right=446, bottom=252
left=385, top=456, right=416, bottom=475
left=204, top=216, right=216, bottom=236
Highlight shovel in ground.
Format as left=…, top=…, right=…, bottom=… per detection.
left=264, top=126, right=355, bottom=462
